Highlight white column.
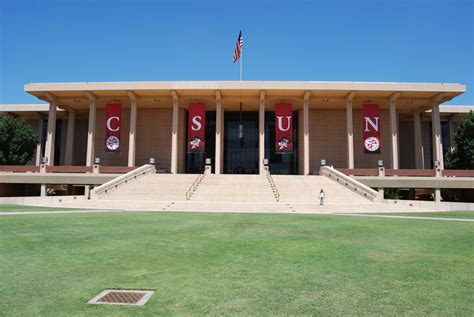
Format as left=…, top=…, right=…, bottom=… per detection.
left=389, top=93, right=400, bottom=169
left=44, top=93, right=57, bottom=166
left=64, top=110, right=75, bottom=165
left=259, top=91, right=265, bottom=175
left=35, top=117, right=44, bottom=166
left=170, top=91, right=179, bottom=174
left=85, top=92, right=97, bottom=167
left=434, top=188, right=441, bottom=203
left=215, top=91, right=222, bottom=175
left=346, top=92, right=355, bottom=169
left=431, top=102, right=444, bottom=169
left=303, top=91, right=310, bottom=175
left=413, top=109, right=423, bottom=169
left=127, top=91, right=138, bottom=167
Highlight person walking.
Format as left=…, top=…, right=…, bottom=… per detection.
left=319, top=189, right=325, bottom=205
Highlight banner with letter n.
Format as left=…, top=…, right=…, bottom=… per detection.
left=362, top=103, right=381, bottom=153
left=188, top=102, right=206, bottom=153
left=105, top=103, right=122, bottom=152
left=275, top=103, right=293, bottom=153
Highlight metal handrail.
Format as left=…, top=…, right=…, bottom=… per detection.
left=320, top=166, right=378, bottom=201
left=185, top=170, right=206, bottom=201
left=265, top=168, right=280, bottom=202
left=93, top=164, right=155, bottom=196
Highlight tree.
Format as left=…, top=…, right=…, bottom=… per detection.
left=0, top=114, right=38, bottom=165
left=445, top=111, right=474, bottom=169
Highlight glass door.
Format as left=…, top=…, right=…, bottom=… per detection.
left=224, top=111, right=259, bottom=174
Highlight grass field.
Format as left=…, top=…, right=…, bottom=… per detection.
left=0, top=211, right=473, bottom=316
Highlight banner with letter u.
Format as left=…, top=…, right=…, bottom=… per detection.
left=362, top=103, right=381, bottom=153
left=188, top=102, right=206, bottom=153
left=275, top=103, right=293, bottom=153
left=105, top=103, right=122, bottom=152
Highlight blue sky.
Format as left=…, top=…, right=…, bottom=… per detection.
left=0, top=0, right=473, bottom=104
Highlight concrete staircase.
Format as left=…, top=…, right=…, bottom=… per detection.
left=272, top=175, right=370, bottom=204
left=92, top=172, right=373, bottom=205
left=94, top=173, right=198, bottom=202
left=189, top=174, right=277, bottom=202
left=84, top=167, right=421, bottom=212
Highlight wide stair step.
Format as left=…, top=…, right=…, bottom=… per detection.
left=272, top=175, right=370, bottom=203
left=94, top=174, right=199, bottom=201
left=190, top=174, right=276, bottom=202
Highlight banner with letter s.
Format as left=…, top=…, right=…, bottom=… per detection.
left=275, top=103, right=293, bottom=153
left=105, top=103, right=122, bottom=152
left=188, top=102, right=206, bottom=153
left=362, top=103, right=381, bottom=153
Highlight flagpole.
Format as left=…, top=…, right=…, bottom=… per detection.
left=240, top=28, right=243, bottom=81
left=240, top=48, right=242, bottom=81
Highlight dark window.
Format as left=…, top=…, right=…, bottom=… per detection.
left=441, top=121, right=450, bottom=153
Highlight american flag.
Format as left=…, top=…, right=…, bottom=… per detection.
left=233, top=31, right=243, bottom=63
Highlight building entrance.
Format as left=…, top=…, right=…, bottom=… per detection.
left=185, top=110, right=299, bottom=175
left=224, top=111, right=259, bottom=174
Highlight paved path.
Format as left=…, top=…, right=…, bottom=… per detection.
left=337, top=213, right=474, bottom=222
left=0, top=209, right=126, bottom=216
left=1, top=208, right=473, bottom=222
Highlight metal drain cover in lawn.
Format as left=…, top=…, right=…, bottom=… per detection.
left=88, top=290, right=154, bottom=306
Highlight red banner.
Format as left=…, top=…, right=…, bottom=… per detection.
left=275, top=103, right=293, bottom=153
left=105, top=103, right=122, bottom=152
left=362, top=103, right=381, bottom=153
left=188, top=103, right=206, bottom=153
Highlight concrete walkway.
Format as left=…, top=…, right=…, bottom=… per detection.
left=1, top=208, right=473, bottom=222
left=35, top=198, right=425, bottom=213
left=0, top=209, right=126, bottom=216
left=338, top=213, right=474, bottom=222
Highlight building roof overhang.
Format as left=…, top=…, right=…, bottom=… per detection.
left=24, top=80, right=467, bottom=111
left=0, top=104, right=65, bottom=119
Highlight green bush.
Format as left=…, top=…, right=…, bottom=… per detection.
left=445, top=111, right=474, bottom=169
left=384, top=188, right=401, bottom=199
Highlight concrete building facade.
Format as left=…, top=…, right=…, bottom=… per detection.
left=10, top=81, right=468, bottom=176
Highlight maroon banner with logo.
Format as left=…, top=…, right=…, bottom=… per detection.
left=275, top=103, right=293, bottom=153
left=105, top=103, right=122, bottom=152
left=188, top=102, right=206, bottom=153
left=362, top=103, right=381, bottom=153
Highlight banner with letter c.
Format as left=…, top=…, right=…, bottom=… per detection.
left=275, top=103, right=293, bottom=153
left=105, top=103, right=122, bottom=152
left=362, top=103, right=381, bottom=153
left=188, top=102, right=206, bottom=153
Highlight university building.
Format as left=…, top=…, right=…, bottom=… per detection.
left=0, top=81, right=473, bottom=204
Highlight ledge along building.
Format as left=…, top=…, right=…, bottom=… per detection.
left=0, top=80, right=473, bottom=206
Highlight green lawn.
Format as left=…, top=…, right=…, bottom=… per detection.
left=0, top=204, right=85, bottom=212
left=0, top=212, right=473, bottom=316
